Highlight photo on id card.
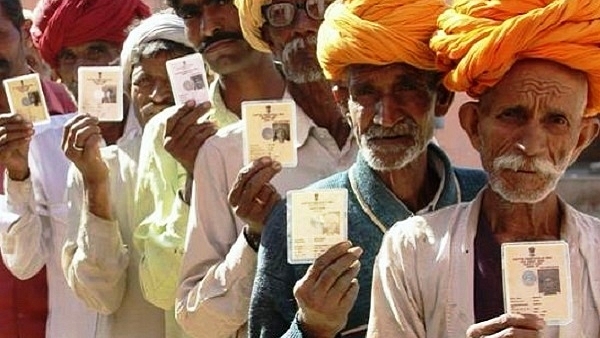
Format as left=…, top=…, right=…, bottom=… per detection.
left=242, top=99, right=297, bottom=167
left=286, top=189, right=348, bottom=264
left=501, top=240, right=572, bottom=325
left=165, top=53, right=209, bottom=106
left=3, top=73, right=49, bottom=125
left=78, top=66, right=123, bottom=121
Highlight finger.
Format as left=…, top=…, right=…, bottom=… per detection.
left=174, top=122, right=217, bottom=151
left=468, top=313, right=544, bottom=337
left=74, top=125, right=102, bottom=150
left=330, top=259, right=361, bottom=302
left=0, top=138, right=31, bottom=154
left=228, top=157, right=274, bottom=206
left=235, top=163, right=282, bottom=213
left=260, top=185, right=281, bottom=224
left=0, top=129, right=33, bottom=145
left=304, top=242, right=353, bottom=283
left=338, top=278, right=360, bottom=310
left=0, top=118, right=33, bottom=133
left=487, top=327, right=542, bottom=338
left=61, top=114, right=91, bottom=149
left=0, top=113, right=26, bottom=125
left=315, top=247, right=363, bottom=292
left=165, top=101, right=211, bottom=137
left=235, top=180, right=279, bottom=218
left=164, top=101, right=195, bottom=135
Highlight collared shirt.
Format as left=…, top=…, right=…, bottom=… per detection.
left=62, top=134, right=166, bottom=338
left=175, top=96, right=357, bottom=338
left=134, top=78, right=240, bottom=337
left=248, top=145, right=487, bottom=338
left=0, top=113, right=98, bottom=338
left=368, top=189, right=600, bottom=337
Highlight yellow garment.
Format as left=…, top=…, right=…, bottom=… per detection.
left=317, top=0, right=447, bottom=81
left=431, top=0, right=600, bottom=117
left=234, top=0, right=273, bottom=53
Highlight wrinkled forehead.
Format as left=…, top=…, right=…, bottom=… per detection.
left=483, top=59, right=588, bottom=115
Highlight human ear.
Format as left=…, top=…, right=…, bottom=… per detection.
left=332, top=84, right=351, bottom=121
left=434, top=84, right=454, bottom=117
left=458, top=101, right=483, bottom=151
left=569, top=116, right=600, bottom=164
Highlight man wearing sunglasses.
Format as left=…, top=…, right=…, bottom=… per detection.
left=174, top=0, right=357, bottom=336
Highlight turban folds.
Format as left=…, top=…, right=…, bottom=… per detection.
left=431, top=0, right=600, bottom=117
left=31, top=0, right=151, bottom=68
left=317, top=0, right=447, bottom=81
left=234, top=0, right=273, bottom=53
left=120, top=13, right=193, bottom=88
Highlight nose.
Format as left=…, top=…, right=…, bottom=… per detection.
left=514, top=121, right=547, bottom=157
left=374, top=94, right=403, bottom=128
left=149, top=79, right=173, bottom=105
left=202, top=4, right=224, bottom=38
left=289, top=6, right=319, bottom=39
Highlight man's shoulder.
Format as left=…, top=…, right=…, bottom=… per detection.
left=201, top=120, right=244, bottom=153
left=388, top=201, right=471, bottom=245
left=451, top=166, right=488, bottom=201
left=305, top=171, right=349, bottom=190
left=564, top=201, right=600, bottom=233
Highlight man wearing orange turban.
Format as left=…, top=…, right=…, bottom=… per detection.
left=248, top=0, right=488, bottom=337
left=369, top=1, right=600, bottom=337
left=31, top=0, right=150, bottom=99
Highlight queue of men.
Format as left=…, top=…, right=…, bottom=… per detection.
left=0, top=0, right=598, bottom=337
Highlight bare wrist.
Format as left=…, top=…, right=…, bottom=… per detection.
left=7, top=168, right=30, bottom=181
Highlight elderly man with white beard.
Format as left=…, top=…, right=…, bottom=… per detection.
left=246, top=0, right=489, bottom=337
left=174, top=0, right=359, bottom=337
left=368, top=0, right=600, bottom=336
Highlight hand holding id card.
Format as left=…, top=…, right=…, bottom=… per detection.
left=3, top=73, right=50, bottom=125
left=242, top=100, right=297, bottom=167
left=287, top=189, right=348, bottom=264
left=165, top=53, right=209, bottom=106
left=78, top=66, right=123, bottom=121
left=501, top=241, right=572, bottom=325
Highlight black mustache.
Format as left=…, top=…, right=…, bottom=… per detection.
left=199, top=31, right=244, bottom=53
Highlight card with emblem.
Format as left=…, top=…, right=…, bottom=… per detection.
left=242, top=99, right=297, bottom=167
left=286, top=189, right=348, bottom=264
left=501, top=241, right=572, bottom=325
left=3, top=73, right=50, bottom=125
left=165, top=53, right=209, bottom=106
left=78, top=66, right=123, bottom=121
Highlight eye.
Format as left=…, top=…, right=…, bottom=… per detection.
left=394, top=77, right=419, bottom=92
left=86, top=45, right=109, bottom=60
left=498, top=106, right=525, bottom=121
left=177, top=4, right=203, bottom=19
left=57, top=50, right=76, bottom=64
left=547, top=113, right=569, bottom=126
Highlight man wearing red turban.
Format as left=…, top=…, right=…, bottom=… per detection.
left=31, top=0, right=150, bottom=100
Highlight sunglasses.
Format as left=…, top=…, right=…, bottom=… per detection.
left=261, top=0, right=330, bottom=28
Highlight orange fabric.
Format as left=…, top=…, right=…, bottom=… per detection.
left=234, top=0, right=273, bottom=53
left=317, top=0, right=447, bottom=81
left=31, top=0, right=151, bottom=68
left=431, top=0, right=600, bottom=117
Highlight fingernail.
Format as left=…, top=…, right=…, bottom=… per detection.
left=186, top=100, right=196, bottom=107
left=260, top=157, right=271, bottom=164
left=201, top=101, right=211, bottom=109
left=349, top=246, right=363, bottom=257
left=272, top=162, right=282, bottom=170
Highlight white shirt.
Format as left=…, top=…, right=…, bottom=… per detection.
left=368, top=189, right=600, bottom=338
left=0, top=113, right=97, bottom=338
left=176, top=99, right=358, bottom=338
left=62, top=135, right=165, bottom=338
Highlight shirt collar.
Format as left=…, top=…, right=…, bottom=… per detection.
left=349, top=143, right=460, bottom=231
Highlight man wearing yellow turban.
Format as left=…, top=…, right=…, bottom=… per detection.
left=369, top=0, right=600, bottom=337
left=249, top=0, right=488, bottom=337
left=175, top=0, right=360, bottom=337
